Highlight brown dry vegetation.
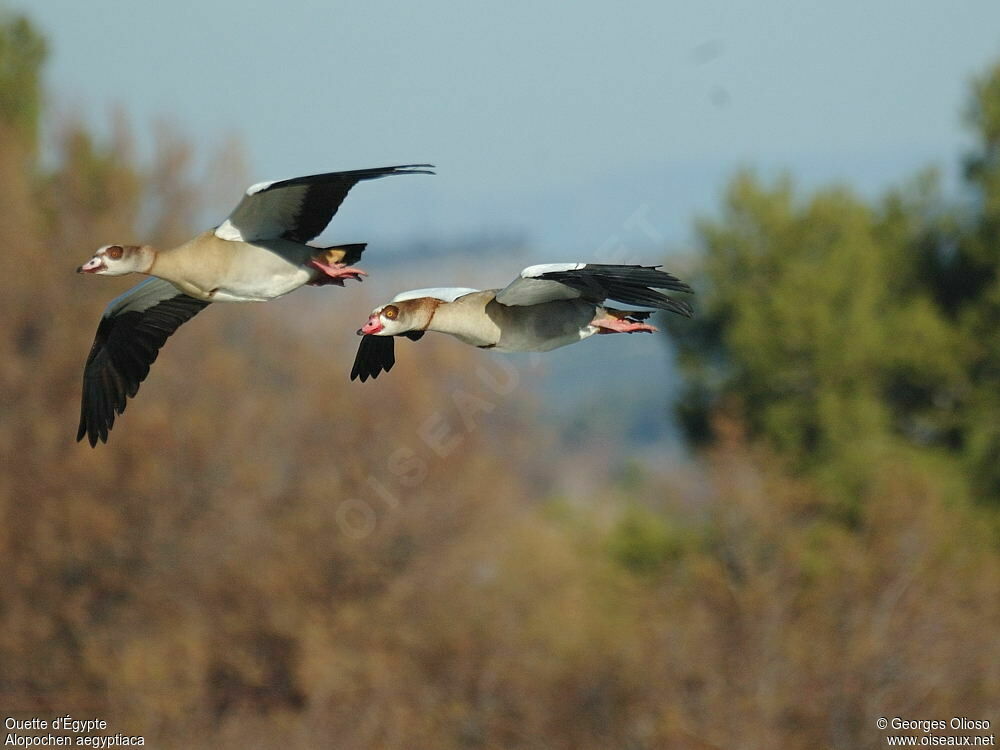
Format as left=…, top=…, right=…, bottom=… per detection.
left=2, top=34, right=999, bottom=750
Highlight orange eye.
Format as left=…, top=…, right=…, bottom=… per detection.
left=383, top=305, right=399, bottom=320
left=107, top=245, right=124, bottom=260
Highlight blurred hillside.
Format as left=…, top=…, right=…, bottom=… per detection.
left=2, top=14, right=999, bottom=750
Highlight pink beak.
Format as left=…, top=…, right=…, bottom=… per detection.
left=77, top=256, right=104, bottom=273
left=358, top=315, right=383, bottom=335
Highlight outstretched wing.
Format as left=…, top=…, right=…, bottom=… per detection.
left=350, top=332, right=424, bottom=383
left=350, top=335, right=395, bottom=382
left=495, top=263, right=693, bottom=317
left=77, top=279, right=211, bottom=446
left=215, top=164, right=434, bottom=243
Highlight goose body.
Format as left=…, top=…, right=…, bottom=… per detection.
left=76, top=163, right=433, bottom=445
left=147, top=231, right=325, bottom=302
left=351, top=263, right=693, bottom=381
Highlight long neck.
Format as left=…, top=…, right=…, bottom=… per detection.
left=136, top=245, right=160, bottom=276
left=144, top=239, right=202, bottom=287
left=421, top=293, right=501, bottom=347
left=402, top=297, right=440, bottom=332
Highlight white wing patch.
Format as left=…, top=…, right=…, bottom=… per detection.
left=246, top=179, right=276, bottom=195
left=521, top=262, right=585, bottom=278
left=214, top=178, right=310, bottom=242
left=214, top=219, right=244, bottom=241
left=391, top=287, right=480, bottom=303
left=213, top=180, right=281, bottom=241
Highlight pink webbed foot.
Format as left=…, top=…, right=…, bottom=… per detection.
left=307, top=259, right=368, bottom=287
left=594, top=316, right=658, bottom=335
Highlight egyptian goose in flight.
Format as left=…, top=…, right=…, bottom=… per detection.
left=350, top=263, right=693, bottom=381
left=76, top=164, right=433, bottom=445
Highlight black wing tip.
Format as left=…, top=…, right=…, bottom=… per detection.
left=387, top=163, right=435, bottom=175
left=578, top=264, right=694, bottom=295
left=76, top=292, right=209, bottom=449
left=349, top=163, right=435, bottom=177
left=668, top=299, right=695, bottom=318
left=261, top=164, right=436, bottom=195
left=351, top=335, right=396, bottom=383
left=349, top=357, right=377, bottom=382
left=75, top=423, right=93, bottom=446
left=77, top=390, right=117, bottom=447
left=76, top=420, right=109, bottom=447
left=654, top=270, right=694, bottom=296
left=350, top=361, right=391, bottom=382
left=538, top=264, right=694, bottom=313
left=643, top=265, right=694, bottom=295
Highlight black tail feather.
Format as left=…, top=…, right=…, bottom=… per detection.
left=315, top=243, right=367, bottom=266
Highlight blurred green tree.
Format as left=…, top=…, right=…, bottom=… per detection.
left=951, top=63, right=1000, bottom=500
left=0, top=12, right=45, bottom=153
left=670, top=61, right=1000, bottom=505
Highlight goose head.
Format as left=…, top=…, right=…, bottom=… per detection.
left=77, top=244, right=154, bottom=276
left=358, top=299, right=435, bottom=336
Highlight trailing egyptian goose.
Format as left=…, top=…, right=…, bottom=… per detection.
left=77, top=163, right=432, bottom=445
left=350, top=263, right=693, bottom=381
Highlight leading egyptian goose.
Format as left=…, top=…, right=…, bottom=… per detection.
left=350, top=263, right=693, bottom=381
left=76, top=164, right=432, bottom=445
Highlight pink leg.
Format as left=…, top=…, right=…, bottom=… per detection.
left=593, top=315, right=658, bottom=335
left=307, top=259, right=368, bottom=287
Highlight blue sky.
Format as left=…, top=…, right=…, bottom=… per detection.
left=14, top=0, right=1000, bottom=255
